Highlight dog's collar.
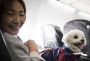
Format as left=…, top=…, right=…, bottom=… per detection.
left=62, top=46, right=74, bottom=54
left=62, top=46, right=81, bottom=59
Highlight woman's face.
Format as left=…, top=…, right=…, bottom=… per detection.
left=0, top=1, right=26, bottom=35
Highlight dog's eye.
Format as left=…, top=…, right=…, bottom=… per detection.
left=74, top=35, right=78, bottom=39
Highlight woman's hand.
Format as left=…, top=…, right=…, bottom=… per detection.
left=24, top=39, right=39, bottom=53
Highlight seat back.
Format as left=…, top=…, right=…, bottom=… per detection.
left=41, top=24, right=63, bottom=49
left=0, top=29, right=12, bottom=61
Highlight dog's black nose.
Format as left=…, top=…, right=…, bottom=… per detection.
left=81, top=39, right=84, bottom=43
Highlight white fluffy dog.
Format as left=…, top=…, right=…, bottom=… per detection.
left=62, top=29, right=87, bottom=53
left=41, top=29, right=87, bottom=61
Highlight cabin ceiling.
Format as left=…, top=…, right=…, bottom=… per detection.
left=58, top=0, right=90, bottom=15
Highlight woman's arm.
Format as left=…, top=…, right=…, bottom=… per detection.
left=25, top=40, right=45, bottom=61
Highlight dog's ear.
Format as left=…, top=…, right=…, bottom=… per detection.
left=84, top=35, right=87, bottom=46
left=62, top=33, right=70, bottom=44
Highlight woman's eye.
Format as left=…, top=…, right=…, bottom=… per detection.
left=7, top=13, right=14, bottom=15
left=19, top=14, right=25, bottom=17
left=20, top=14, right=24, bottom=16
left=5, top=12, right=14, bottom=16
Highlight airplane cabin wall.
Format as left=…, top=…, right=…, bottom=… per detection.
left=18, top=0, right=90, bottom=47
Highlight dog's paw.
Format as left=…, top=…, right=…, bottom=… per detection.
left=73, top=52, right=87, bottom=56
left=73, top=52, right=83, bottom=55
left=81, top=53, right=87, bottom=56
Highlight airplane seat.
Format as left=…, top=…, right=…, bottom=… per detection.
left=63, top=19, right=90, bottom=61
left=41, top=24, right=64, bottom=49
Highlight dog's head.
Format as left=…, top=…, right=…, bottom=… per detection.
left=62, top=29, right=86, bottom=52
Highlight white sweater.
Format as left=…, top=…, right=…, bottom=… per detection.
left=3, top=32, right=45, bottom=61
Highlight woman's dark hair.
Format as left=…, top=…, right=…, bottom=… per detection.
left=18, top=0, right=26, bottom=13
left=0, top=0, right=26, bottom=14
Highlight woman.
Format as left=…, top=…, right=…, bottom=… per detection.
left=0, top=0, right=45, bottom=61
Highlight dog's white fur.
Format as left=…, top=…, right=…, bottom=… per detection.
left=62, top=29, right=86, bottom=53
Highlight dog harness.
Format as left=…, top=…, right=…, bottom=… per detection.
left=41, top=46, right=80, bottom=61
